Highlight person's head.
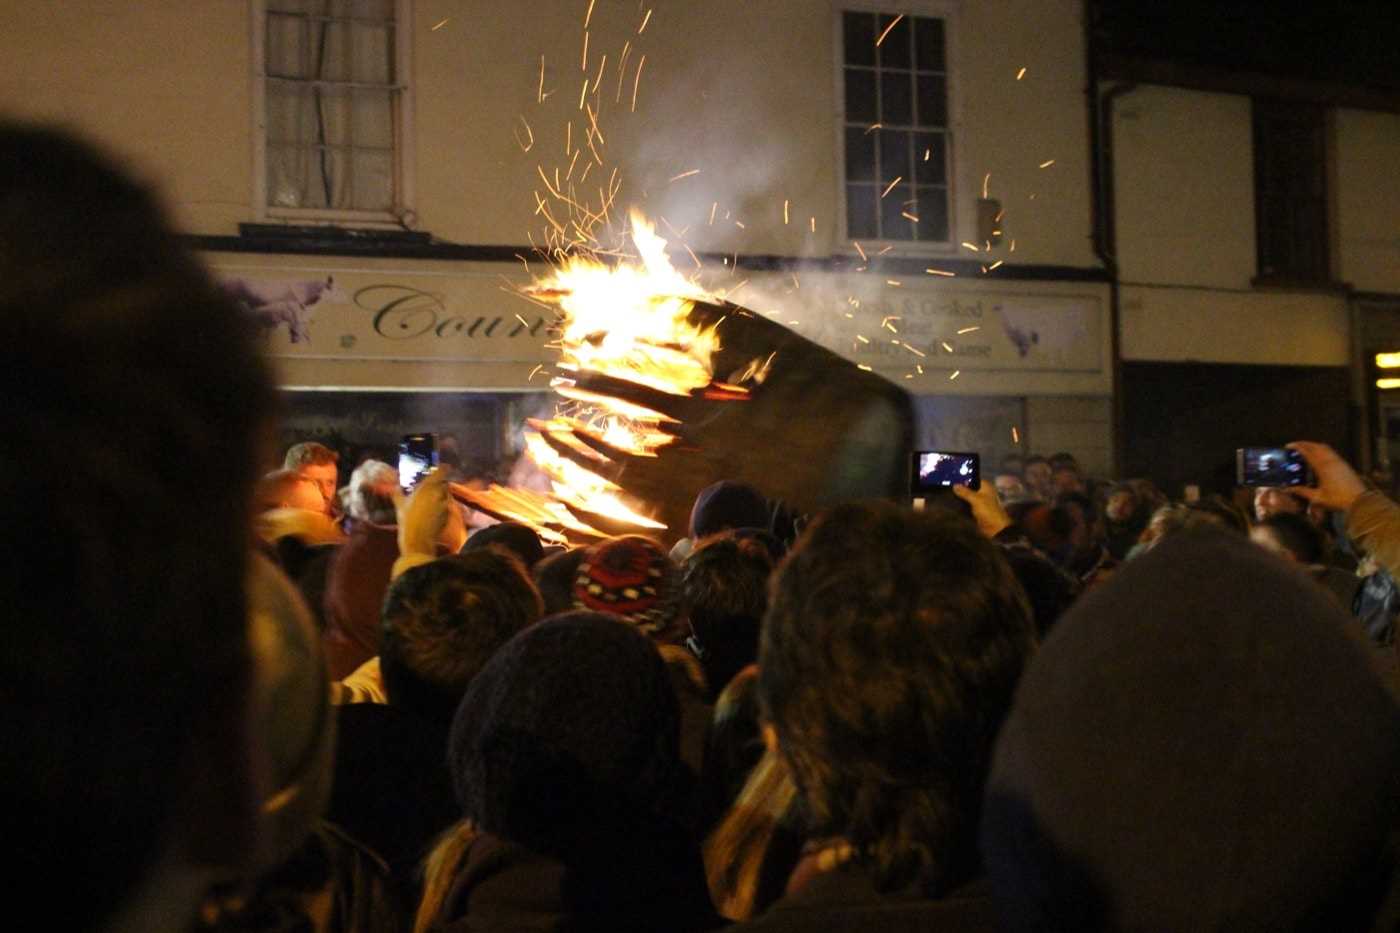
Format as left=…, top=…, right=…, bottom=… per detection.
left=1138, top=501, right=1247, bottom=553
left=0, top=123, right=274, bottom=929
left=982, top=530, right=1400, bottom=930
left=572, top=534, right=679, bottom=637
left=255, top=468, right=327, bottom=514
left=533, top=546, right=588, bottom=616
left=347, top=459, right=398, bottom=525
left=1103, top=484, right=1141, bottom=527
left=689, top=480, right=770, bottom=540
left=1022, top=456, right=1052, bottom=498
left=1254, top=485, right=1305, bottom=522
left=461, top=521, right=545, bottom=570
left=1252, top=511, right=1327, bottom=565
left=680, top=532, right=774, bottom=700
left=759, top=502, right=1036, bottom=894
left=1050, top=464, right=1086, bottom=497
left=283, top=442, right=339, bottom=509
left=1000, top=453, right=1026, bottom=477
left=994, top=472, right=1030, bottom=503
left=380, top=552, right=543, bottom=723
left=1047, top=452, right=1079, bottom=472
left=448, top=611, right=687, bottom=859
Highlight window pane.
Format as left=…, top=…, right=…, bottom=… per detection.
left=323, top=148, right=351, bottom=209
left=316, top=18, right=352, bottom=81
left=266, top=12, right=307, bottom=78
left=267, top=0, right=310, bottom=13
left=267, top=85, right=314, bottom=145
left=878, top=128, right=911, bottom=187
left=352, top=0, right=394, bottom=21
left=847, top=184, right=879, bottom=239
left=316, top=89, right=352, bottom=146
left=354, top=89, right=394, bottom=148
left=917, top=74, right=947, bottom=127
left=353, top=151, right=394, bottom=211
left=915, top=17, right=945, bottom=72
left=876, top=14, right=910, bottom=69
left=913, top=132, right=946, bottom=184
left=880, top=70, right=912, bottom=125
left=915, top=186, right=950, bottom=241
left=846, top=127, right=876, bottom=181
left=843, top=11, right=876, bottom=66
left=844, top=68, right=877, bottom=125
left=352, top=22, right=393, bottom=83
left=881, top=184, right=916, bottom=240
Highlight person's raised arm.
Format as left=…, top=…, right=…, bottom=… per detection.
left=1289, top=441, right=1400, bottom=580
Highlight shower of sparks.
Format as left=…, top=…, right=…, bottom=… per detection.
left=875, top=14, right=904, bottom=46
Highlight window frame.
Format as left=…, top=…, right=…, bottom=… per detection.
left=251, top=0, right=416, bottom=227
left=831, top=0, right=964, bottom=257
left=1251, top=97, right=1332, bottom=287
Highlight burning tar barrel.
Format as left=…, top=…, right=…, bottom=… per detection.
left=530, top=297, right=914, bottom=544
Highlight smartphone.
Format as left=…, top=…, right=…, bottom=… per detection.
left=1236, top=446, right=1308, bottom=487
left=398, top=433, right=438, bottom=492
left=912, top=450, right=980, bottom=493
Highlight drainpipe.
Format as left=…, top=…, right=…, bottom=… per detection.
left=1085, top=1, right=1136, bottom=476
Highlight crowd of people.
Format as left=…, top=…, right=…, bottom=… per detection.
left=9, top=122, right=1400, bottom=933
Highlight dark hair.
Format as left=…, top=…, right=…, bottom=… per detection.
left=0, top=123, right=274, bottom=927
left=532, top=546, right=588, bottom=616
left=284, top=441, right=339, bottom=469
left=1259, top=512, right=1326, bottom=565
left=759, top=502, right=1035, bottom=895
left=1023, top=455, right=1050, bottom=469
left=380, top=552, right=544, bottom=723
left=681, top=533, right=774, bottom=700
left=1047, top=452, right=1078, bottom=469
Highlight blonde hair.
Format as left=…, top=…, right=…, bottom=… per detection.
left=702, top=746, right=800, bottom=921
left=413, top=821, right=477, bottom=933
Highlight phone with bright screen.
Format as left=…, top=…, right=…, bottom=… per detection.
left=398, top=433, right=438, bottom=492
left=912, top=450, right=981, bottom=493
left=1236, top=447, right=1308, bottom=487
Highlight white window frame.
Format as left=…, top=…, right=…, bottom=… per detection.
left=251, top=0, right=416, bottom=227
left=831, top=0, right=965, bottom=257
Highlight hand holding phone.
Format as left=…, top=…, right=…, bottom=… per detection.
left=399, top=433, right=439, bottom=493
left=1236, top=447, right=1308, bottom=487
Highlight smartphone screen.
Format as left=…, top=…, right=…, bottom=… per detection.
left=398, top=433, right=438, bottom=492
left=1236, top=447, right=1307, bottom=487
left=912, top=451, right=981, bottom=493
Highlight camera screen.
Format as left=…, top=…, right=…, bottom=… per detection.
left=914, top=451, right=980, bottom=491
left=398, top=434, right=438, bottom=492
left=1240, top=447, right=1306, bottom=487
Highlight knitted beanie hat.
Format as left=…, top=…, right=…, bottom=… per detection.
left=689, top=480, right=770, bottom=541
left=572, top=535, right=677, bottom=635
left=448, top=611, right=683, bottom=858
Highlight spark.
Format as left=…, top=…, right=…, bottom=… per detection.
left=856, top=334, right=870, bottom=344
left=877, top=246, right=893, bottom=255
left=537, top=56, right=546, bottom=103
left=1039, top=159, right=1055, bottom=168
left=684, top=242, right=702, bottom=271
left=1016, top=66, right=1027, bottom=80
left=582, top=30, right=589, bottom=70
left=431, top=17, right=450, bottom=31
left=515, top=313, right=530, bottom=327
left=845, top=312, right=854, bottom=318
left=903, top=342, right=926, bottom=357
left=784, top=199, right=790, bottom=224
left=669, top=169, right=701, bottom=183
left=905, top=374, right=914, bottom=379
left=988, top=259, right=1004, bottom=270
left=579, top=161, right=593, bottom=183
left=584, top=0, right=596, bottom=28
left=949, top=370, right=961, bottom=380
left=926, top=268, right=955, bottom=276
left=565, top=149, right=580, bottom=180
left=566, top=121, right=572, bottom=155
left=941, top=341, right=954, bottom=353
left=592, top=54, right=607, bottom=93
left=1010, top=239, right=1017, bottom=252
left=881, top=176, right=902, bottom=198
left=982, top=172, right=991, bottom=198
left=616, top=41, right=632, bottom=102
left=864, top=122, right=883, bottom=134
left=631, top=55, right=645, bottom=111
left=528, top=364, right=544, bottom=381
left=853, top=241, right=868, bottom=261
left=960, top=241, right=981, bottom=251
left=882, top=319, right=899, bottom=333
left=709, top=202, right=717, bottom=225
left=956, top=325, right=981, bottom=334
left=924, top=148, right=931, bottom=161
left=881, top=315, right=900, bottom=327
left=513, top=115, right=534, bottom=152
left=981, top=264, right=988, bottom=274
left=578, top=78, right=588, bottom=110
left=858, top=364, right=873, bottom=371
left=584, top=102, right=605, bottom=145
left=886, top=279, right=902, bottom=287
left=790, top=272, right=800, bottom=289
left=994, top=208, right=1005, bottom=222
left=1012, top=426, right=1020, bottom=443
left=639, top=8, right=652, bottom=33
left=875, top=13, right=904, bottom=46
left=809, top=216, right=816, bottom=232
left=735, top=220, right=746, bottom=229
left=901, top=211, right=919, bottom=222
left=917, top=364, right=924, bottom=373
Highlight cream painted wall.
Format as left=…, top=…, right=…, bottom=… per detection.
left=1335, top=108, right=1400, bottom=294
left=0, top=0, right=1097, bottom=270
left=1112, top=86, right=1256, bottom=290
left=1119, top=284, right=1349, bottom=365
left=0, top=1, right=253, bottom=234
